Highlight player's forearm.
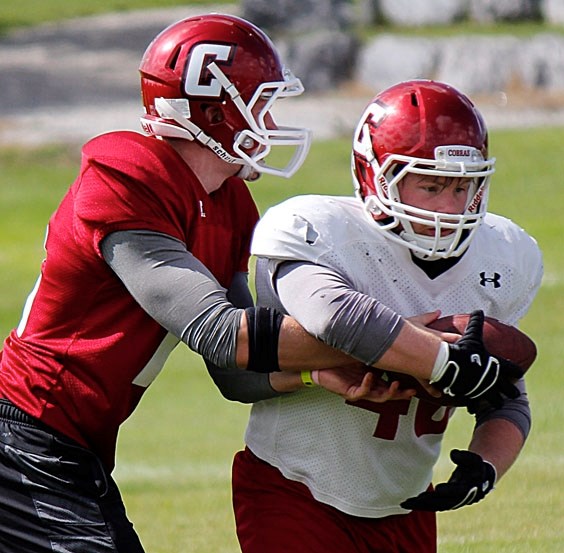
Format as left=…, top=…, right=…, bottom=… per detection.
left=236, top=312, right=353, bottom=371
left=268, top=371, right=304, bottom=392
left=468, top=418, right=525, bottom=479
left=278, top=315, right=353, bottom=369
left=237, top=305, right=448, bottom=379
left=373, top=319, right=442, bottom=379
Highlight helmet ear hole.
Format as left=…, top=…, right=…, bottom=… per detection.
left=202, top=104, right=225, bottom=125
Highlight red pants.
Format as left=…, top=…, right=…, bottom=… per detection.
left=232, top=448, right=436, bottom=553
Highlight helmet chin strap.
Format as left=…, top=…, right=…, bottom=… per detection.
left=152, top=98, right=243, bottom=165
left=236, top=164, right=261, bottom=182
left=399, top=229, right=457, bottom=260
left=148, top=99, right=269, bottom=182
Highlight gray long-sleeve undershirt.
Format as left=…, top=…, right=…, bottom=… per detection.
left=101, top=229, right=242, bottom=368
left=101, top=229, right=280, bottom=402
left=272, top=260, right=404, bottom=365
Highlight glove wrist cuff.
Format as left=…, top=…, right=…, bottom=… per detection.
left=430, top=341, right=450, bottom=383
left=484, top=459, right=498, bottom=486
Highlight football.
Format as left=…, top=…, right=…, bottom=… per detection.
left=373, top=313, right=537, bottom=407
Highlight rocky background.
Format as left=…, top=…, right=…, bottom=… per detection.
left=242, top=0, right=564, bottom=96
left=0, top=0, right=563, bottom=146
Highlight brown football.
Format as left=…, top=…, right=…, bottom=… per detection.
left=372, top=314, right=537, bottom=407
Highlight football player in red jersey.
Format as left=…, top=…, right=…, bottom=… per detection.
left=0, top=14, right=525, bottom=552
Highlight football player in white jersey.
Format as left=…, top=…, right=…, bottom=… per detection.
left=224, top=80, right=543, bottom=553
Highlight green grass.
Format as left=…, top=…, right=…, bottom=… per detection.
left=0, top=0, right=226, bottom=34
left=0, top=127, right=562, bottom=552
left=356, top=20, right=564, bottom=40
left=0, top=147, right=78, bottom=329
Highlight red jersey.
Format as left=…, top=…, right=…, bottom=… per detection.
left=0, top=131, right=259, bottom=469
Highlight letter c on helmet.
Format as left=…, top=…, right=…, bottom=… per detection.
left=184, top=43, right=233, bottom=97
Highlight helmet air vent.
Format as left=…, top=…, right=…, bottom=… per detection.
left=168, top=46, right=182, bottom=71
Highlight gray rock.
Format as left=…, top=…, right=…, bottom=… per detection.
left=278, top=30, right=359, bottom=91
left=542, top=0, right=564, bottom=25
left=435, top=36, right=521, bottom=94
left=354, top=35, right=440, bottom=90
left=1, top=5, right=564, bottom=147
left=379, top=0, right=469, bottom=26
left=0, top=43, right=140, bottom=113
left=469, top=0, right=542, bottom=23
left=240, top=0, right=353, bottom=32
left=516, top=33, right=564, bottom=91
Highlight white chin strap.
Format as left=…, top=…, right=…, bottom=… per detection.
left=399, top=229, right=463, bottom=260
left=236, top=165, right=260, bottom=182
left=141, top=98, right=261, bottom=180
left=147, top=98, right=243, bottom=165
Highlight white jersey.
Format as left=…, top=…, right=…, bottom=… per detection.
left=247, top=194, right=543, bottom=519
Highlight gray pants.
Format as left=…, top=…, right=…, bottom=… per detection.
left=0, top=400, right=144, bottom=552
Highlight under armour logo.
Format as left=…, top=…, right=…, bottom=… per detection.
left=479, top=272, right=501, bottom=288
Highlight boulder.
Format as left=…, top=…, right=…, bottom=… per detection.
left=469, top=0, right=542, bottom=23
left=278, top=30, right=359, bottom=91
left=378, top=0, right=468, bottom=26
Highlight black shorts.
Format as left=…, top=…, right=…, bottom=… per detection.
left=0, top=399, right=144, bottom=553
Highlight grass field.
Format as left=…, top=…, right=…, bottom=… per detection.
left=0, top=127, right=563, bottom=552
left=0, top=0, right=223, bottom=33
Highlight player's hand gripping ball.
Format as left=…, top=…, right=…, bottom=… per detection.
left=374, top=313, right=537, bottom=406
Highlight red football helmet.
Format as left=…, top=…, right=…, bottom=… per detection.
left=139, top=13, right=311, bottom=179
left=352, top=80, right=495, bottom=259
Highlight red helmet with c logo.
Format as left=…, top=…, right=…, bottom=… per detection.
left=139, top=13, right=311, bottom=179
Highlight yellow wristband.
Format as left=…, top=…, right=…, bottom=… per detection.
left=300, top=370, right=316, bottom=387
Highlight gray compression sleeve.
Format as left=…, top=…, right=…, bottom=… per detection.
left=473, top=378, right=532, bottom=440
left=101, top=229, right=241, bottom=369
left=274, top=260, right=404, bottom=365
left=226, top=271, right=254, bottom=308
left=204, top=360, right=281, bottom=403
left=205, top=272, right=283, bottom=403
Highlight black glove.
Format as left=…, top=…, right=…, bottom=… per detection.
left=431, top=310, right=523, bottom=407
left=400, top=449, right=496, bottom=512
